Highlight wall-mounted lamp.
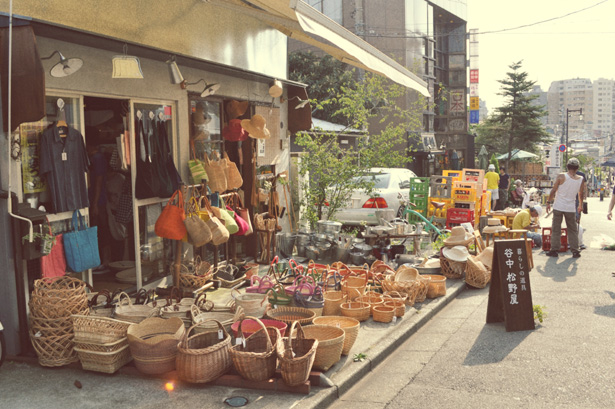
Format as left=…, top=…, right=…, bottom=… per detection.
left=284, top=96, right=309, bottom=109
left=41, top=50, right=83, bottom=77
left=166, top=56, right=184, bottom=84
left=269, top=79, right=283, bottom=98
left=112, top=44, right=143, bottom=79
left=181, top=78, right=220, bottom=97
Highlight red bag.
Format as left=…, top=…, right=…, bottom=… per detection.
left=155, top=189, right=187, bottom=240
left=40, top=222, right=66, bottom=278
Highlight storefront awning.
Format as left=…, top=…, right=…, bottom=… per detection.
left=210, top=0, right=430, bottom=97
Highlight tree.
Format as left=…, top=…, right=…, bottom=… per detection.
left=475, top=61, right=552, bottom=170
left=291, top=56, right=426, bottom=226
left=489, top=154, right=500, bottom=173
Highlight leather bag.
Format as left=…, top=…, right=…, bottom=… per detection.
left=155, top=189, right=187, bottom=240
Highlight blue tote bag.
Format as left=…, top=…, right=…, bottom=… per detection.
left=63, top=210, right=101, bottom=272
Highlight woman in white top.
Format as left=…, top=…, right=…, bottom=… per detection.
left=545, top=157, right=586, bottom=258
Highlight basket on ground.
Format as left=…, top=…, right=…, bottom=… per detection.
left=266, top=306, right=315, bottom=326
left=230, top=317, right=281, bottom=381
left=298, top=324, right=345, bottom=371
left=322, top=291, right=345, bottom=316
left=339, top=301, right=370, bottom=322
left=72, top=315, right=132, bottom=344
left=74, top=343, right=132, bottom=373
left=29, top=331, right=78, bottom=367
left=424, top=275, right=446, bottom=298
left=191, top=304, right=243, bottom=335
left=127, top=317, right=185, bottom=375
left=464, top=256, right=491, bottom=289
left=231, top=289, right=269, bottom=318
left=312, top=316, right=359, bottom=355
left=114, top=292, right=159, bottom=323
left=372, top=305, right=395, bottom=323
left=277, top=321, right=319, bottom=387
left=176, top=320, right=232, bottom=383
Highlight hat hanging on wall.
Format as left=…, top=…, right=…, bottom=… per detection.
left=41, top=50, right=83, bottom=78
left=112, top=44, right=144, bottom=79
left=226, top=100, right=249, bottom=119
left=268, top=79, right=283, bottom=98
left=241, top=114, right=270, bottom=140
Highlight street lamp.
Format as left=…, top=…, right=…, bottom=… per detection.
left=565, top=108, right=583, bottom=165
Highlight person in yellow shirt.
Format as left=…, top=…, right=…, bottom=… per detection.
left=485, top=164, right=500, bottom=211
left=512, top=205, right=542, bottom=247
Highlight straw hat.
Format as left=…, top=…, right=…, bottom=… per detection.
left=192, top=102, right=211, bottom=125
left=241, top=114, right=271, bottom=140
left=225, top=100, right=249, bottom=119
left=442, top=245, right=470, bottom=263
left=483, top=218, right=508, bottom=234
left=443, top=226, right=473, bottom=247
left=476, top=247, right=494, bottom=270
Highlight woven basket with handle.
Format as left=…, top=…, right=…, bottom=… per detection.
left=340, top=301, right=370, bottom=322
left=322, top=291, right=345, bottom=316
left=230, top=317, right=281, bottom=381
left=312, top=315, right=359, bottom=355
left=372, top=305, right=395, bottom=323
left=298, top=324, right=345, bottom=371
left=276, top=321, right=318, bottom=387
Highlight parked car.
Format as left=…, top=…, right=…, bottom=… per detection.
left=334, top=168, right=417, bottom=226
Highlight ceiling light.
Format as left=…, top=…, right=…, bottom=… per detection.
left=41, top=50, right=83, bottom=77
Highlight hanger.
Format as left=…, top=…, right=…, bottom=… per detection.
left=149, top=111, right=155, bottom=120
left=136, top=110, right=143, bottom=120
left=56, top=98, right=68, bottom=130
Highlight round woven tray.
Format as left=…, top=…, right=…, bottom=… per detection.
left=266, top=306, right=316, bottom=326
left=313, top=316, right=360, bottom=355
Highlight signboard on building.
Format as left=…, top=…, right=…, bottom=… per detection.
left=449, top=89, right=465, bottom=114
left=469, top=110, right=479, bottom=124
left=470, top=84, right=479, bottom=97
left=487, top=240, right=535, bottom=332
left=470, top=69, right=479, bottom=83
left=470, top=97, right=479, bottom=110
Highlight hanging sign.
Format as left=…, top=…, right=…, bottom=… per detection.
left=487, top=239, right=535, bottom=332
left=470, top=69, right=479, bottom=83
left=470, top=97, right=479, bottom=110
left=470, top=110, right=479, bottom=124
left=469, top=84, right=479, bottom=97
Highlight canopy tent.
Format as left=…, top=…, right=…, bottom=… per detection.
left=208, top=0, right=430, bottom=97
left=496, top=149, right=538, bottom=161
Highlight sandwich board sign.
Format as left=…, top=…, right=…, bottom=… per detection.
left=486, top=239, right=535, bottom=332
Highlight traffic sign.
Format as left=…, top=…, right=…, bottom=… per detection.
left=559, top=144, right=566, bottom=152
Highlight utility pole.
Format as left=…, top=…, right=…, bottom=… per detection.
left=565, top=108, right=583, bottom=164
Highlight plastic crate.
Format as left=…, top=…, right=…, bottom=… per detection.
left=446, top=208, right=475, bottom=228
left=443, top=170, right=462, bottom=182
left=453, top=187, right=477, bottom=203
left=454, top=201, right=476, bottom=210
left=430, top=176, right=453, bottom=198
left=427, top=197, right=453, bottom=217
left=462, top=168, right=485, bottom=188
left=409, top=177, right=430, bottom=194
left=481, top=190, right=492, bottom=215
left=542, top=227, right=568, bottom=252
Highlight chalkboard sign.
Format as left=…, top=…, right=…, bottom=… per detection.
left=486, top=239, right=535, bottom=332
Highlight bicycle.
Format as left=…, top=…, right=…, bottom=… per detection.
left=400, top=199, right=449, bottom=243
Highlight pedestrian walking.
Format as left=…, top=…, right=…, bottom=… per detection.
left=485, top=164, right=500, bottom=212
left=576, top=170, right=587, bottom=250
left=607, top=185, right=615, bottom=220
left=545, top=157, right=586, bottom=258
left=497, top=166, right=510, bottom=210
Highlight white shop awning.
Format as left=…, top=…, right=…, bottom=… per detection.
left=210, top=0, right=430, bottom=97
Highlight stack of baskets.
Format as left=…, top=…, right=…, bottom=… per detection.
left=71, top=315, right=133, bottom=373
left=127, top=317, right=186, bottom=375
left=28, top=276, right=89, bottom=367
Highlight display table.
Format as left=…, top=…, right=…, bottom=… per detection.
left=362, top=233, right=424, bottom=255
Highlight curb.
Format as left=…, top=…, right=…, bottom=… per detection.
left=303, top=280, right=467, bottom=409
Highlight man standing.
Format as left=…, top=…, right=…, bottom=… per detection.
left=498, top=166, right=511, bottom=210
left=607, top=184, right=615, bottom=220
left=546, top=157, right=585, bottom=258
left=575, top=169, right=587, bottom=250
left=512, top=205, right=543, bottom=247
left=485, top=164, right=500, bottom=212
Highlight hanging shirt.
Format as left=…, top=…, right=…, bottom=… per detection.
left=553, top=173, right=583, bottom=213
left=40, top=124, right=90, bottom=213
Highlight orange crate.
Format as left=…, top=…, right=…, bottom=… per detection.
left=462, top=169, right=485, bottom=188
left=443, top=170, right=462, bottom=183
left=453, top=187, right=477, bottom=203
left=427, top=197, right=453, bottom=217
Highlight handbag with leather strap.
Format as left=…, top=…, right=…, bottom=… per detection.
left=229, top=192, right=253, bottom=236
left=155, top=189, right=187, bottom=240
left=184, top=197, right=212, bottom=247
left=200, top=195, right=230, bottom=245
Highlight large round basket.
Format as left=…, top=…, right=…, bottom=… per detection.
left=127, top=317, right=185, bottom=375
left=322, top=291, right=345, bottom=316
left=32, top=276, right=87, bottom=298
left=372, top=305, right=395, bottom=323
left=313, top=316, right=359, bottom=355
left=29, top=330, right=78, bottom=367
left=440, top=256, right=465, bottom=280
left=424, top=275, right=447, bottom=298
left=339, top=301, right=370, bottom=322
left=114, top=292, right=159, bottom=323
left=231, top=289, right=269, bottom=318
left=298, top=325, right=345, bottom=371
left=266, top=306, right=315, bottom=326
left=230, top=317, right=281, bottom=381
left=465, top=257, right=491, bottom=289
left=276, top=321, right=318, bottom=387
left=176, top=320, right=232, bottom=383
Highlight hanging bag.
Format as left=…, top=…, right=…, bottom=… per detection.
left=223, top=152, right=243, bottom=190
left=217, top=197, right=238, bottom=234
left=63, top=210, right=101, bottom=273
left=40, top=219, right=66, bottom=278
left=155, top=189, right=187, bottom=240
left=202, top=152, right=227, bottom=193
left=229, top=193, right=252, bottom=236
left=150, top=115, right=174, bottom=198
left=199, top=196, right=230, bottom=245
left=158, top=118, right=182, bottom=192
left=135, top=116, right=160, bottom=199
left=184, top=197, right=212, bottom=247
left=188, top=141, right=208, bottom=185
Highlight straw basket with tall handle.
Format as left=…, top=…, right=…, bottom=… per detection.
left=230, top=316, right=281, bottom=381
left=277, top=321, right=318, bottom=387
left=322, top=290, right=345, bottom=316
left=231, top=289, right=269, bottom=318
left=114, top=292, right=159, bottom=323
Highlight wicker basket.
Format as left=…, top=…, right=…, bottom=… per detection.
left=383, top=299, right=405, bottom=318
left=29, top=316, right=74, bottom=338
left=340, top=301, right=370, bottom=322
left=424, top=275, right=447, bottom=298
left=276, top=321, right=319, bottom=387
left=355, top=294, right=384, bottom=315
left=266, top=306, right=316, bottom=326
left=179, top=263, right=213, bottom=289
left=32, top=276, right=88, bottom=298
left=29, top=293, right=89, bottom=319
left=191, top=304, right=243, bottom=335
left=372, top=305, right=395, bottom=323
left=114, top=292, right=160, bottom=323
left=127, top=317, right=185, bottom=375
left=74, top=344, right=133, bottom=374
left=322, top=291, right=345, bottom=316
left=341, top=272, right=368, bottom=299
left=231, top=289, right=269, bottom=318
left=394, top=266, right=419, bottom=282
left=465, top=256, right=491, bottom=289
left=230, top=317, right=281, bottom=381
left=380, top=279, right=419, bottom=307
left=29, top=331, right=78, bottom=367
left=74, top=337, right=128, bottom=353
left=88, top=291, right=114, bottom=317
left=312, top=316, right=359, bottom=355
left=440, top=256, right=465, bottom=280
left=176, top=320, right=232, bottom=383
left=72, top=315, right=132, bottom=344
left=414, top=275, right=430, bottom=303
left=297, top=325, right=345, bottom=371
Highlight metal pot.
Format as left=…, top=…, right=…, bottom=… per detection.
left=276, top=233, right=296, bottom=258
left=370, top=225, right=394, bottom=235
left=389, top=218, right=409, bottom=235
left=351, top=242, right=373, bottom=257
left=317, top=220, right=342, bottom=234
left=305, top=245, right=320, bottom=261
left=349, top=252, right=364, bottom=265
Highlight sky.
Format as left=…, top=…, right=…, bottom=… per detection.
left=466, top=0, right=615, bottom=112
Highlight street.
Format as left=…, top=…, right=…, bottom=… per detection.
left=328, top=196, right=615, bottom=409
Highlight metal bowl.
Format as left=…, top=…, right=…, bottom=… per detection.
left=317, top=220, right=342, bottom=234
left=412, top=264, right=442, bottom=275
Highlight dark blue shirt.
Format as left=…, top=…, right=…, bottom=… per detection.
left=499, top=173, right=510, bottom=190
left=40, top=125, right=90, bottom=213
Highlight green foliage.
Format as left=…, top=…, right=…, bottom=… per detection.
left=475, top=61, right=552, bottom=168
left=353, top=352, right=367, bottom=362
left=489, top=154, right=500, bottom=173
left=533, top=304, right=547, bottom=323
left=431, top=231, right=451, bottom=252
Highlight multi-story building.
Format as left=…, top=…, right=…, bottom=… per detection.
left=526, top=85, right=548, bottom=127
left=290, top=0, right=469, bottom=176
left=592, top=78, right=615, bottom=138
left=547, top=78, right=594, bottom=141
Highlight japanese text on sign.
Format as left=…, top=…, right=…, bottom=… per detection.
left=470, top=69, right=479, bottom=83
left=504, top=247, right=527, bottom=305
